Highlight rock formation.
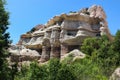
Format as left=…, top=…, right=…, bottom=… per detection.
left=61, top=49, right=85, bottom=62
left=110, top=68, right=120, bottom=80
left=9, top=5, right=112, bottom=63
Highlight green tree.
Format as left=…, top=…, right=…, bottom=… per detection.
left=80, top=35, right=120, bottom=77
left=113, top=30, right=120, bottom=53
left=0, top=0, right=11, bottom=79
left=29, top=61, right=48, bottom=80
left=56, top=64, right=76, bottom=80
left=81, top=37, right=101, bottom=56
left=48, top=58, right=61, bottom=80
left=72, top=58, right=107, bottom=80
left=14, top=64, right=30, bottom=80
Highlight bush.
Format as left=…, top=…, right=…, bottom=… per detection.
left=56, top=64, right=76, bottom=80
left=15, top=61, right=49, bottom=80
left=48, top=58, right=61, bottom=80
left=81, top=35, right=120, bottom=77
left=71, top=58, right=107, bottom=80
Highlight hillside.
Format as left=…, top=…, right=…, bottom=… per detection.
left=8, top=5, right=120, bottom=80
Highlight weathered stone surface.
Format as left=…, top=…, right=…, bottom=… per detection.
left=110, top=68, right=120, bottom=80
left=39, top=38, right=51, bottom=62
left=18, top=34, right=32, bottom=45
left=50, top=45, right=61, bottom=58
left=61, top=44, right=69, bottom=56
left=9, top=47, right=40, bottom=62
left=9, top=5, right=112, bottom=63
left=88, top=5, right=106, bottom=19
left=61, top=49, right=85, bottom=61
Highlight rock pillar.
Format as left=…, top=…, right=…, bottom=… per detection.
left=50, top=45, right=60, bottom=58
left=61, top=44, right=68, bottom=57
left=50, top=26, right=61, bottom=59
left=39, top=38, right=51, bottom=62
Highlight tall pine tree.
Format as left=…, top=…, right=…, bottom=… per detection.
left=0, top=0, right=11, bottom=79
left=113, top=30, right=120, bottom=53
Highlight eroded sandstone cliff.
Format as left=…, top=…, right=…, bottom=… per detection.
left=9, top=5, right=113, bottom=63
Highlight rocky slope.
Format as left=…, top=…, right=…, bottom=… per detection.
left=9, top=5, right=113, bottom=63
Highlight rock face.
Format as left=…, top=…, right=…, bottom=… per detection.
left=110, top=68, right=120, bottom=80
left=9, top=5, right=112, bottom=62
left=9, top=45, right=41, bottom=62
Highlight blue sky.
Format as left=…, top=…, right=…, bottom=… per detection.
left=6, top=0, right=120, bottom=44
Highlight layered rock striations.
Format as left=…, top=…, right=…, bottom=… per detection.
left=9, top=5, right=112, bottom=62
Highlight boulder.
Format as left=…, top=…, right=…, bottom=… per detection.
left=61, top=49, right=85, bottom=61
left=110, top=68, right=120, bottom=80
left=9, top=47, right=41, bottom=62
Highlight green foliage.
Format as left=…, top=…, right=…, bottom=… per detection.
left=71, top=58, right=107, bottom=80
left=0, top=0, right=12, bottom=79
left=0, top=61, right=13, bottom=80
left=81, top=34, right=120, bottom=77
left=81, top=35, right=109, bottom=56
left=30, top=27, right=36, bottom=33
left=29, top=61, right=48, bottom=80
left=113, top=30, right=120, bottom=53
left=69, top=11, right=77, bottom=13
left=56, top=63, right=76, bottom=80
left=15, top=58, right=108, bottom=80
left=0, top=0, right=9, bottom=57
left=14, top=64, right=30, bottom=80
left=81, top=37, right=100, bottom=55
left=62, top=54, right=74, bottom=64
left=27, top=27, right=36, bottom=33
left=15, top=61, right=49, bottom=80
left=48, top=58, right=61, bottom=80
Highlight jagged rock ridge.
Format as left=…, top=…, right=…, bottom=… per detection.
left=9, top=5, right=112, bottom=63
